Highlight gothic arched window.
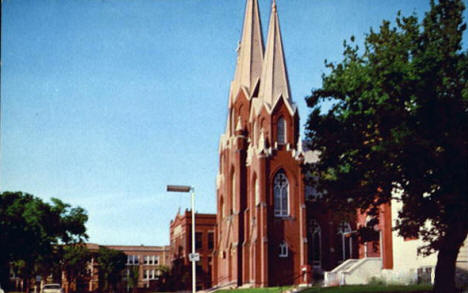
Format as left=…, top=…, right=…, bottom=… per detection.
left=277, top=117, right=286, bottom=145
left=308, top=220, right=321, bottom=267
left=336, top=221, right=353, bottom=263
left=274, top=171, right=289, bottom=217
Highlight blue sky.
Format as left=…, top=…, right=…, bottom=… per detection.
left=2, top=0, right=466, bottom=246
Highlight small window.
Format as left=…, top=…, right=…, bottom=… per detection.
left=208, top=232, right=214, bottom=250
left=277, top=117, right=286, bottom=145
left=154, top=255, right=159, bottom=265
left=279, top=241, right=288, bottom=258
left=196, top=232, right=203, bottom=250
left=144, top=255, right=149, bottom=264
left=127, top=255, right=138, bottom=265
left=143, top=270, right=148, bottom=280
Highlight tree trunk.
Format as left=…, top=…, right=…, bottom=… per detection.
left=0, top=259, right=10, bottom=292
left=433, top=224, right=467, bottom=293
left=25, top=275, right=30, bottom=293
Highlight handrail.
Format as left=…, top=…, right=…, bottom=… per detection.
left=330, top=259, right=358, bottom=273
left=341, top=257, right=381, bottom=274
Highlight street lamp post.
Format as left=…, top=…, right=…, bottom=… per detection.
left=167, top=185, right=197, bottom=293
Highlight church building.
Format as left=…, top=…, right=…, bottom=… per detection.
left=212, top=0, right=369, bottom=287
left=211, top=0, right=468, bottom=289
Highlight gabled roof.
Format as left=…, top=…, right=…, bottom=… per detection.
left=258, top=0, right=291, bottom=107
left=231, top=0, right=264, bottom=104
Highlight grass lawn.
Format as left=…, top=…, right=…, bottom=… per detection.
left=218, top=286, right=292, bottom=293
left=218, top=284, right=432, bottom=293
left=301, top=285, right=432, bottom=293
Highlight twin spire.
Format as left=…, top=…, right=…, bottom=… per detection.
left=232, top=0, right=291, bottom=107
left=233, top=0, right=264, bottom=94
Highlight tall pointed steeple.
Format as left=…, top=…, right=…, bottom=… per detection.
left=258, top=0, right=291, bottom=106
left=232, top=0, right=264, bottom=100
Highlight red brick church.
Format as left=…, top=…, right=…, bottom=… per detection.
left=212, top=0, right=393, bottom=288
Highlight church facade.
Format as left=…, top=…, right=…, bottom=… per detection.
left=211, top=0, right=382, bottom=287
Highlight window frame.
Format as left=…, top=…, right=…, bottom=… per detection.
left=273, top=171, right=289, bottom=217
left=279, top=241, right=288, bottom=258
left=277, top=117, right=286, bottom=145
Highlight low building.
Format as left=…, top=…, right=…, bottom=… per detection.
left=108, top=244, right=171, bottom=289
left=62, top=243, right=170, bottom=292
left=169, top=210, right=216, bottom=291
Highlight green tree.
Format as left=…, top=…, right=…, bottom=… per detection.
left=304, top=0, right=467, bottom=292
left=153, top=265, right=171, bottom=292
left=0, top=192, right=88, bottom=292
left=126, top=265, right=139, bottom=293
left=96, top=247, right=127, bottom=293
left=62, top=245, right=92, bottom=293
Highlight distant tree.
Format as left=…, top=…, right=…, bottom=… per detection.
left=153, top=265, right=170, bottom=292
left=304, top=0, right=467, bottom=292
left=0, top=191, right=88, bottom=292
left=126, top=265, right=139, bottom=293
left=96, top=247, right=127, bottom=293
left=62, top=244, right=92, bottom=293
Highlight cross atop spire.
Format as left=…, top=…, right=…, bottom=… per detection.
left=232, top=0, right=264, bottom=100
left=258, top=0, right=291, bottom=106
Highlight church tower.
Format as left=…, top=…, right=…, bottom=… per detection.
left=214, top=0, right=310, bottom=287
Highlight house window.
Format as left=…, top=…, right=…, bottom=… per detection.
left=208, top=232, right=214, bottom=250
left=336, top=222, right=353, bottom=263
left=279, top=241, right=288, bottom=258
left=127, top=255, right=139, bottom=265
left=143, top=270, right=148, bottom=280
left=144, top=255, right=149, bottom=264
left=196, top=232, right=203, bottom=250
left=196, top=263, right=203, bottom=273
left=277, top=117, right=286, bottom=145
left=154, top=255, right=159, bottom=265
left=308, top=220, right=321, bottom=267
left=274, top=171, right=289, bottom=217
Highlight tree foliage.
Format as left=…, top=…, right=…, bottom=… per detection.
left=62, top=245, right=92, bottom=292
left=96, top=247, right=127, bottom=293
left=0, top=191, right=88, bottom=291
left=304, top=0, right=467, bottom=291
left=126, top=264, right=139, bottom=293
